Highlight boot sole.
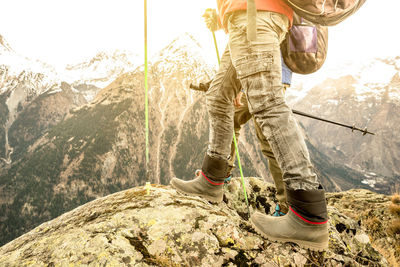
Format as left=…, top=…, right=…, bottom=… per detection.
left=170, top=182, right=223, bottom=204
left=250, top=218, right=328, bottom=252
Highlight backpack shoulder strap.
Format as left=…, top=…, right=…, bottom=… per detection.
left=247, top=0, right=257, bottom=41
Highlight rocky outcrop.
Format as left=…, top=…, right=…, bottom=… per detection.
left=327, top=189, right=400, bottom=267
left=0, top=178, right=388, bottom=266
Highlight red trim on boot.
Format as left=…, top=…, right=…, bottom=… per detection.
left=200, top=171, right=224, bottom=186
left=289, top=206, right=328, bottom=225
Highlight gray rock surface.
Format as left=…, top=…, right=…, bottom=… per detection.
left=327, top=189, right=399, bottom=267
left=0, top=177, right=389, bottom=266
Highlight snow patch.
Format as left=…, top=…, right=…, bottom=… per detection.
left=311, top=104, right=321, bottom=110
left=327, top=99, right=339, bottom=105
left=358, top=61, right=397, bottom=86
left=291, top=56, right=400, bottom=106
left=59, top=49, right=141, bottom=88
left=361, top=179, right=376, bottom=188
left=47, top=88, right=63, bottom=95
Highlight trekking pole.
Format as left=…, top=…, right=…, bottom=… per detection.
left=212, top=32, right=221, bottom=65
left=144, top=0, right=150, bottom=181
left=190, top=83, right=376, bottom=136
left=293, top=109, right=375, bottom=136
left=210, top=31, right=251, bottom=218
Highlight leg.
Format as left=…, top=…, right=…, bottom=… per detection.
left=230, top=68, right=287, bottom=213
left=228, top=98, right=253, bottom=175
left=206, top=48, right=241, bottom=160
left=228, top=11, right=328, bottom=251
left=170, top=46, right=239, bottom=203
left=228, top=106, right=252, bottom=175
left=253, top=116, right=288, bottom=214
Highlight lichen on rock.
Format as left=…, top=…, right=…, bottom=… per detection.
left=0, top=178, right=389, bottom=266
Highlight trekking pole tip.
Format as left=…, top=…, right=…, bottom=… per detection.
left=145, top=182, right=152, bottom=195
left=364, top=128, right=375, bottom=136
left=363, top=128, right=368, bottom=136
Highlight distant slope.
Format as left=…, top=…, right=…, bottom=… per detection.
left=289, top=57, right=400, bottom=193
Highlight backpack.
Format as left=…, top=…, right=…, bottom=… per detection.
left=283, top=0, right=366, bottom=26
left=280, top=14, right=328, bottom=74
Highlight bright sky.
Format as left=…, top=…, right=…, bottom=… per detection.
left=0, top=0, right=399, bottom=70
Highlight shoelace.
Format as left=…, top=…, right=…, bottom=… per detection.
left=273, top=203, right=286, bottom=217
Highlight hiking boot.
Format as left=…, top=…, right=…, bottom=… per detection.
left=250, top=186, right=329, bottom=251
left=170, top=154, right=228, bottom=203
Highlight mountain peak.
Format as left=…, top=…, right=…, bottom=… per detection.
left=62, top=49, right=140, bottom=89
left=150, top=32, right=216, bottom=76
left=164, top=32, right=203, bottom=51
left=153, top=33, right=207, bottom=62
left=0, top=178, right=390, bottom=266
left=65, top=49, right=139, bottom=70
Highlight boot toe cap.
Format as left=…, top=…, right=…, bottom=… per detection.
left=250, top=212, right=274, bottom=230
left=170, top=177, right=184, bottom=188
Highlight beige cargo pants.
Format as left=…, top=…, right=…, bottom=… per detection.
left=206, top=11, right=319, bottom=191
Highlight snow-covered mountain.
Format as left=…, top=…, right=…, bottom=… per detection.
left=60, top=50, right=141, bottom=100
left=1, top=34, right=142, bottom=101
left=288, top=57, right=400, bottom=192
left=0, top=35, right=59, bottom=95
left=0, top=34, right=140, bottom=166
left=288, top=57, right=400, bottom=105
left=1, top=34, right=63, bottom=165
